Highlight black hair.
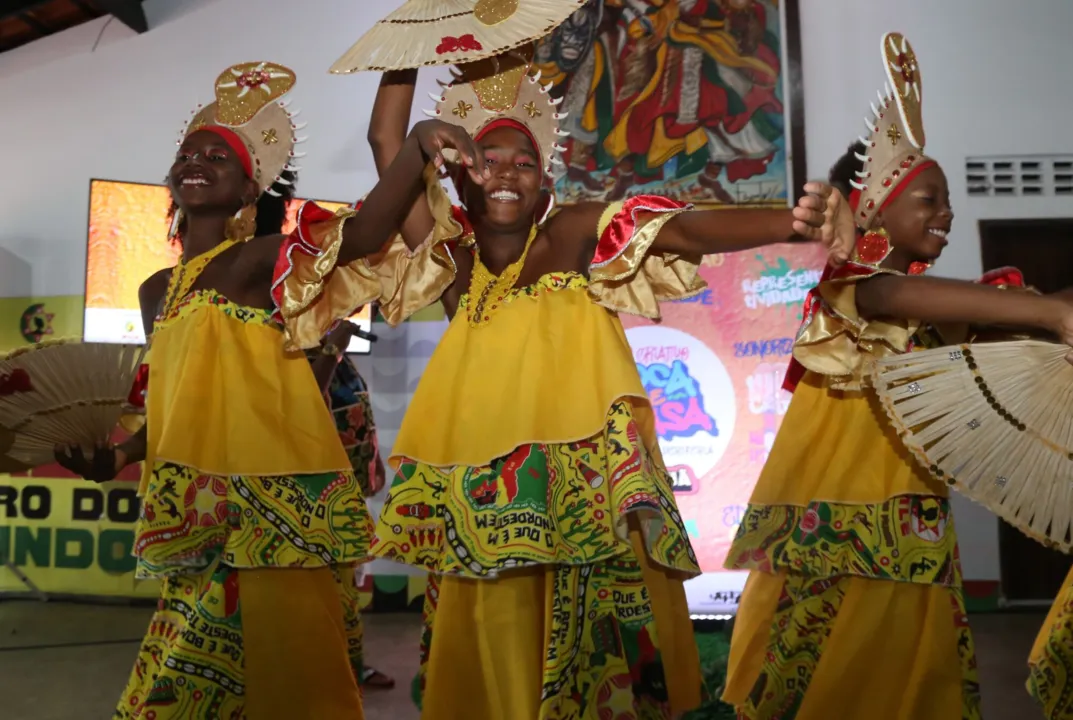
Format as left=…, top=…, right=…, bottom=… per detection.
left=829, top=141, right=866, bottom=201
left=166, top=168, right=299, bottom=247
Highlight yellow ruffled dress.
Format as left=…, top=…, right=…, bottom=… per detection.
left=116, top=232, right=373, bottom=720
left=721, top=266, right=982, bottom=719
left=275, top=187, right=704, bottom=719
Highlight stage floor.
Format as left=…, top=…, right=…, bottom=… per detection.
left=0, top=600, right=1047, bottom=719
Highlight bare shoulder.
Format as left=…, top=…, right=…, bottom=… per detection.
left=138, top=267, right=171, bottom=305
left=548, top=201, right=609, bottom=262
left=242, top=233, right=285, bottom=275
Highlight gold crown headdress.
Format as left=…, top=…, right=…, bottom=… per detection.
left=848, top=33, right=933, bottom=229
left=178, top=62, right=306, bottom=197
left=423, top=51, right=569, bottom=176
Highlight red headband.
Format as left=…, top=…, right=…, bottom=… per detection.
left=197, top=126, right=253, bottom=178
left=848, top=160, right=937, bottom=219
left=452, top=118, right=547, bottom=196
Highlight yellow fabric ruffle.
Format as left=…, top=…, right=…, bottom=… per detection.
left=147, top=291, right=352, bottom=477
left=745, top=371, right=946, bottom=508
left=362, top=165, right=461, bottom=327
left=375, top=400, right=699, bottom=578
left=391, top=280, right=652, bottom=469
left=793, top=270, right=919, bottom=391
left=726, top=496, right=960, bottom=586
left=275, top=205, right=380, bottom=351
left=135, top=460, right=373, bottom=576
left=588, top=200, right=705, bottom=320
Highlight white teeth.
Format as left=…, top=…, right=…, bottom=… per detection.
left=928, top=229, right=948, bottom=238
left=489, top=190, right=519, bottom=201
left=181, top=177, right=209, bottom=186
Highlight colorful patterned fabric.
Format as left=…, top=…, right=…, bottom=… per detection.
left=1028, top=567, right=1073, bottom=718
left=326, top=358, right=385, bottom=497
left=457, top=271, right=590, bottom=311
left=332, top=562, right=366, bottom=679
left=726, top=497, right=960, bottom=586
left=115, top=562, right=367, bottom=720
left=733, top=573, right=980, bottom=720
left=372, top=401, right=699, bottom=577
left=115, top=565, right=245, bottom=719
left=135, top=461, right=373, bottom=577
left=414, top=552, right=696, bottom=719
left=155, top=289, right=279, bottom=333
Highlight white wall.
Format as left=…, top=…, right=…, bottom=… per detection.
left=0, top=0, right=444, bottom=298
left=800, top=0, right=1073, bottom=583
left=3, top=0, right=1071, bottom=583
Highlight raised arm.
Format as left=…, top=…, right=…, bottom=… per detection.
left=367, top=70, right=437, bottom=252
left=857, top=274, right=1073, bottom=341
left=338, top=119, right=486, bottom=265
left=651, top=183, right=853, bottom=263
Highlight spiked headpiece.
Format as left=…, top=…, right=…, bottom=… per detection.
left=178, top=62, right=306, bottom=197
left=848, top=33, right=934, bottom=229
left=423, top=51, right=569, bottom=176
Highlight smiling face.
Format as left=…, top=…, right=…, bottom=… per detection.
left=462, top=125, right=544, bottom=233
left=168, top=129, right=257, bottom=217
left=875, top=164, right=954, bottom=264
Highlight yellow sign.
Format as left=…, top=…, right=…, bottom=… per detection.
left=0, top=475, right=159, bottom=598
left=0, top=295, right=84, bottom=352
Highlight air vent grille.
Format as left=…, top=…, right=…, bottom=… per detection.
left=966, top=156, right=1073, bottom=197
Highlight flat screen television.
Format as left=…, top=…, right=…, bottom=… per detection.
left=83, top=179, right=373, bottom=353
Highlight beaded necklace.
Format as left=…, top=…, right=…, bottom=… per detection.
left=467, top=225, right=537, bottom=327
left=160, top=237, right=242, bottom=321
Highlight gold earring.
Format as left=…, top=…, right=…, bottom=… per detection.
left=226, top=204, right=257, bottom=240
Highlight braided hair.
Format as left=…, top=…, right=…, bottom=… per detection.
left=828, top=141, right=866, bottom=203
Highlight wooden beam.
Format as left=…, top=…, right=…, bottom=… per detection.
left=92, top=0, right=147, bottom=33
left=17, top=9, right=49, bottom=35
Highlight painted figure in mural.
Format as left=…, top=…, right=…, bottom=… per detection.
left=51, top=61, right=407, bottom=719
left=333, top=46, right=853, bottom=716
left=722, top=33, right=1073, bottom=720
left=536, top=0, right=785, bottom=204
left=306, top=320, right=395, bottom=691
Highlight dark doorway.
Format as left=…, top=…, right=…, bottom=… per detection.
left=979, top=218, right=1073, bottom=601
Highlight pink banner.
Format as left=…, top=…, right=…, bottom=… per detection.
left=621, top=244, right=827, bottom=572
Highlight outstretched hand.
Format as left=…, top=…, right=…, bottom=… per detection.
left=792, top=182, right=854, bottom=266
left=54, top=443, right=127, bottom=483
left=413, top=120, right=489, bottom=186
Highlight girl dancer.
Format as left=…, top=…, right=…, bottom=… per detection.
left=273, top=50, right=853, bottom=718
left=721, top=33, right=1073, bottom=720
left=56, top=62, right=393, bottom=719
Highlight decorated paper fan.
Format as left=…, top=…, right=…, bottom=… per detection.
left=0, top=426, right=31, bottom=474
left=872, top=340, right=1073, bottom=550
left=0, top=340, right=146, bottom=468
left=329, top=0, right=586, bottom=73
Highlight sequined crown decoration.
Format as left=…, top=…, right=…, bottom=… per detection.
left=848, top=33, right=933, bottom=229
left=425, top=51, right=569, bottom=175
left=179, top=62, right=306, bottom=196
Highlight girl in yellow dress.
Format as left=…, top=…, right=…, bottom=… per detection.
left=272, top=51, right=852, bottom=718
left=721, top=33, right=1073, bottom=720
left=54, top=62, right=403, bottom=719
